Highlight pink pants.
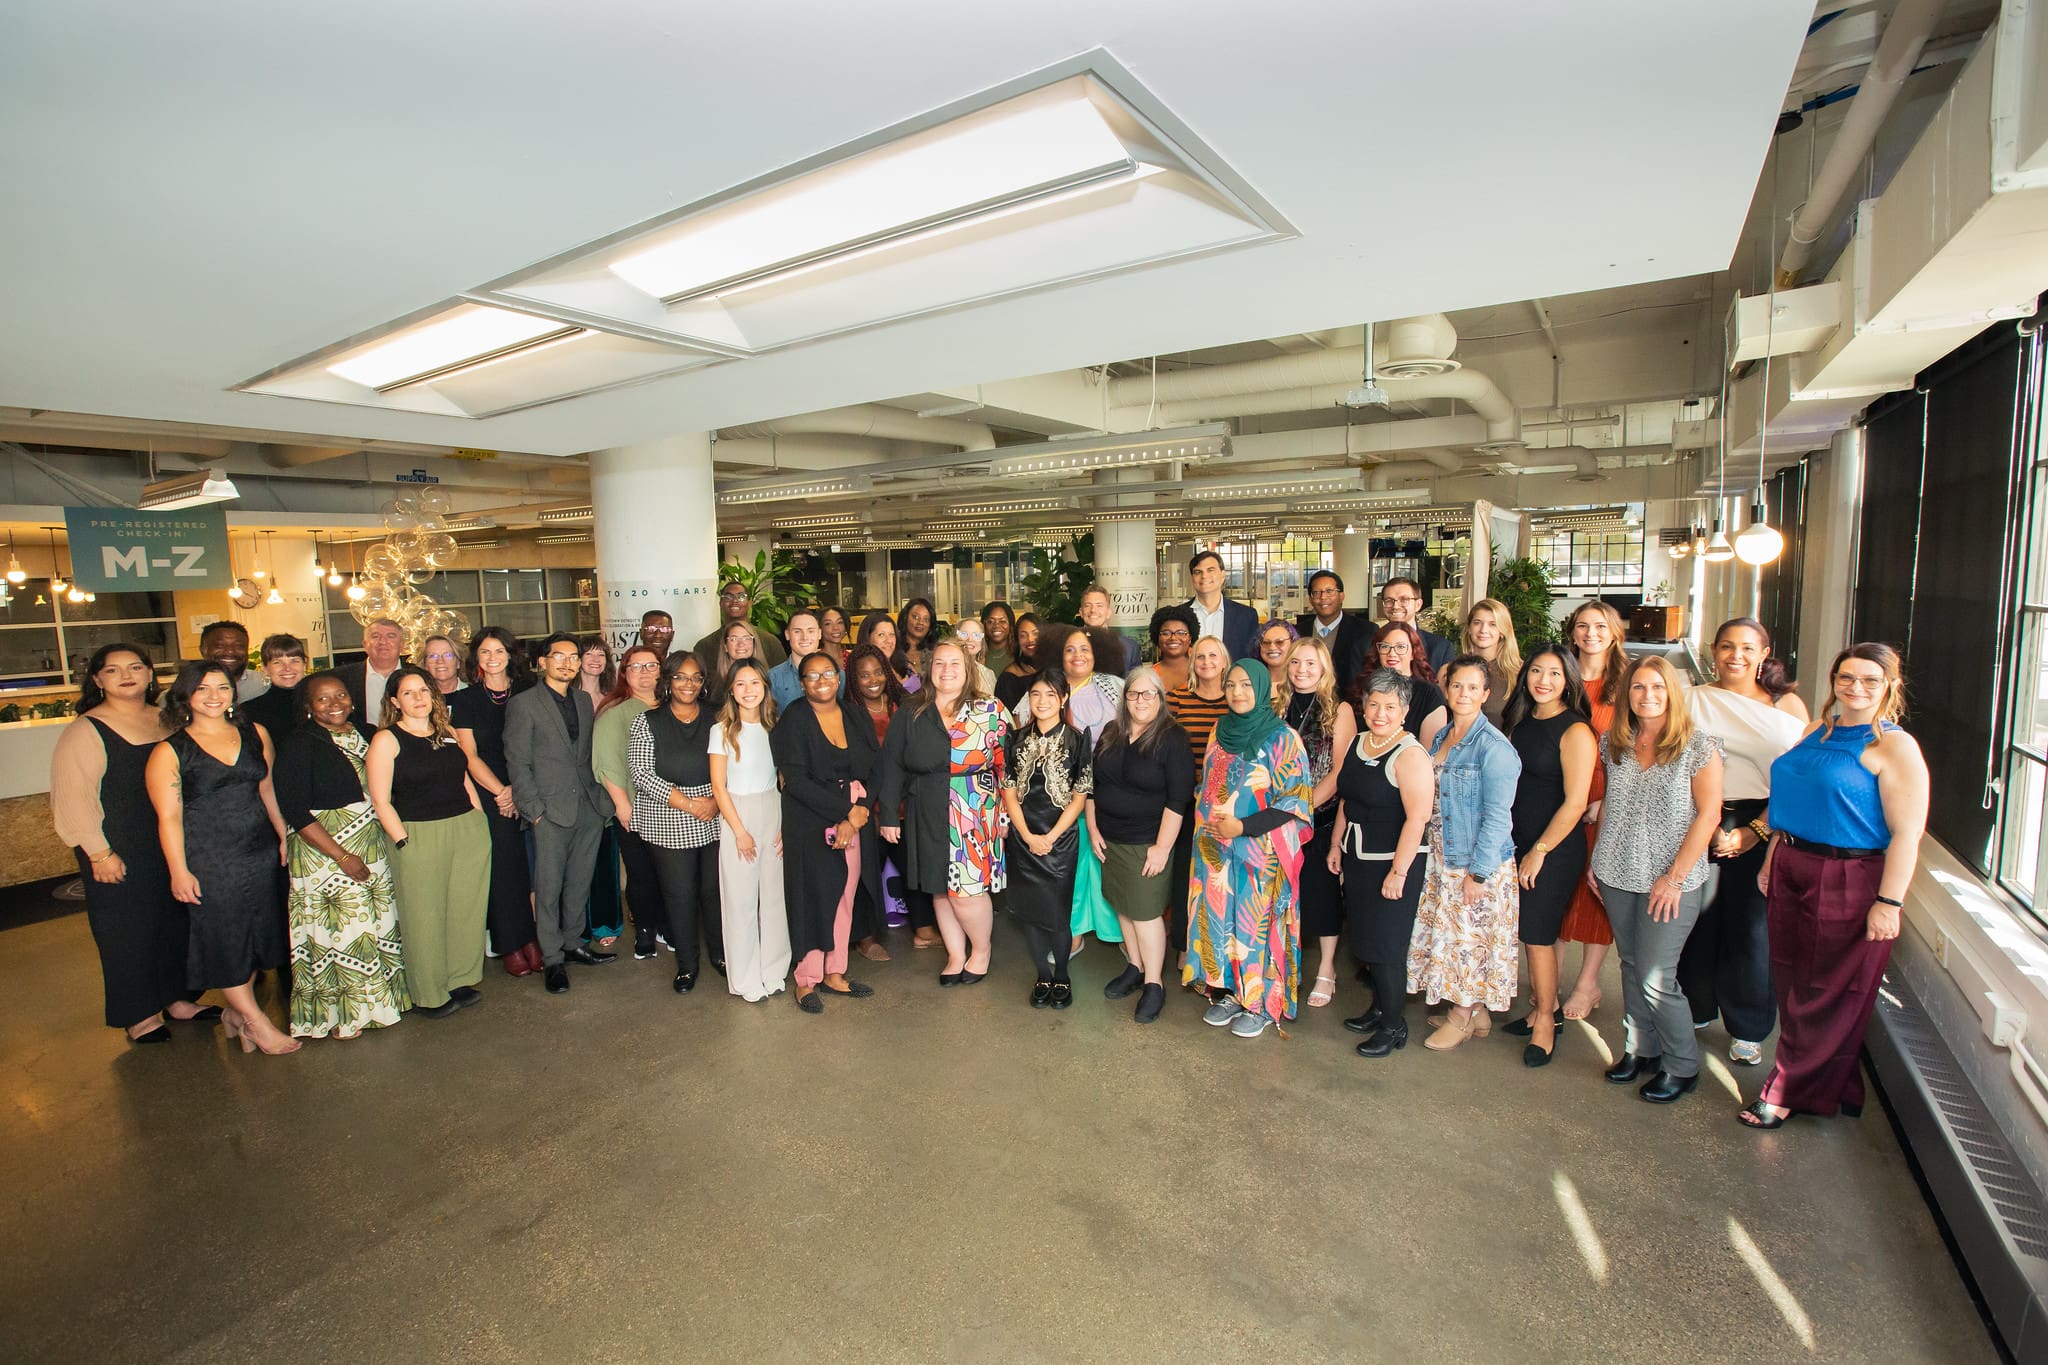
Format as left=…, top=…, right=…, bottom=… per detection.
left=794, top=793, right=863, bottom=989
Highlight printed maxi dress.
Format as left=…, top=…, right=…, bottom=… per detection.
left=288, top=727, right=411, bottom=1037
left=1181, top=728, right=1314, bottom=1020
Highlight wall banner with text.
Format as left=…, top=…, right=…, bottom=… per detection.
left=63, top=506, right=232, bottom=591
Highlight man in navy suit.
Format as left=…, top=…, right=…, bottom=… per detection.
left=1296, top=569, right=1372, bottom=693
left=1183, top=549, right=1259, bottom=662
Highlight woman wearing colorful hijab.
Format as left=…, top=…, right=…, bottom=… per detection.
left=1183, top=657, right=1314, bottom=1038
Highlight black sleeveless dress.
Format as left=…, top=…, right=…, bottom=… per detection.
left=1001, top=722, right=1091, bottom=932
left=76, top=717, right=189, bottom=1026
left=1508, top=708, right=1591, bottom=947
left=448, top=683, right=539, bottom=956
left=1336, top=731, right=1427, bottom=964
left=171, top=726, right=287, bottom=988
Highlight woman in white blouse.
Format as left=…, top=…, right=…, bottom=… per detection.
left=709, top=659, right=788, bottom=1003
left=1679, top=618, right=1808, bottom=1066
left=1590, top=656, right=1724, bottom=1105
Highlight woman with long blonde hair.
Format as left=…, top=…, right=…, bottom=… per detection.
left=1589, top=656, right=1724, bottom=1105
left=1461, top=598, right=1522, bottom=726
left=1556, top=600, right=1629, bottom=1020
left=1278, top=635, right=1355, bottom=1009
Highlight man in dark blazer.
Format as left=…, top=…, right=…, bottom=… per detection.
left=334, top=618, right=407, bottom=728
left=1296, top=570, right=1373, bottom=693
left=1379, top=576, right=1455, bottom=674
left=505, top=631, right=616, bottom=993
left=1183, top=549, right=1260, bottom=662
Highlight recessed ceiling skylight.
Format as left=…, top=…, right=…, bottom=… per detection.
left=325, top=306, right=574, bottom=390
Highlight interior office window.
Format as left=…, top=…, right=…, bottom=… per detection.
left=1754, top=464, right=1808, bottom=683
left=0, top=580, right=181, bottom=689
left=1998, top=334, right=2048, bottom=908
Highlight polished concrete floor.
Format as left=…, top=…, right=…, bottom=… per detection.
left=1, top=907, right=2001, bottom=1364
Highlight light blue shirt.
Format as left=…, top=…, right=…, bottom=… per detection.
left=768, top=658, right=803, bottom=711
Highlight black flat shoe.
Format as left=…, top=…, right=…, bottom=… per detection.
left=1738, top=1100, right=1788, bottom=1130
left=1357, top=1024, right=1407, bottom=1057
left=172, top=1005, right=224, bottom=1023
left=128, top=1025, right=171, bottom=1045
left=545, top=965, right=570, bottom=994
left=1342, top=1007, right=1382, bottom=1035
left=1134, top=983, right=1165, bottom=1024
left=1103, top=965, right=1143, bottom=999
left=1505, top=1007, right=1564, bottom=1038
left=819, top=979, right=874, bottom=998
left=1522, top=1040, right=1556, bottom=1068
left=957, top=969, right=986, bottom=986
left=415, top=999, right=462, bottom=1018
left=672, top=972, right=696, bottom=994
left=1030, top=980, right=1053, bottom=1008
left=710, top=958, right=727, bottom=979
left=939, top=970, right=964, bottom=987
left=563, top=947, right=617, bottom=967
left=1604, top=1053, right=1660, bottom=1084
left=1639, top=1071, right=1699, bottom=1104
left=1048, top=982, right=1073, bottom=1010
left=796, top=989, right=823, bottom=1014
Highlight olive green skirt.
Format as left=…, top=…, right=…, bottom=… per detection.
left=1099, top=841, right=1171, bottom=922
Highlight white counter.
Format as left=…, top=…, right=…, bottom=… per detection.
left=0, top=717, right=70, bottom=800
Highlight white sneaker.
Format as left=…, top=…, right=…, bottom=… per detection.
left=1729, top=1040, right=1763, bottom=1066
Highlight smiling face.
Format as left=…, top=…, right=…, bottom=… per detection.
left=1061, top=630, right=1093, bottom=680
left=984, top=606, right=1012, bottom=647
left=666, top=657, right=706, bottom=707
left=852, top=654, right=888, bottom=703
left=1374, top=628, right=1414, bottom=676
left=1571, top=607, right=1611, bottom=659
left=581, top=645, right=608, bottom=679
left=620, top=648, right=661, bottom=700
left=420, top=639, right=460, bottom=687
left=1080, top=589, right=1111, bottom=628
left=785, top=613, right=821, bottom=657
left=1026, top=678, right=1064, bottom=727
left=189, top=668, right=234, bottom=721
left=1223, top=665, right=1260, bottom=715
left=639, top=613, right=674, bottom=654
left=1286, top=644, right=1325, bottom=695
left=1259, top=625, right=1293, bottom=667
left=1628, top=662, right=1669, bottom=723
left=904, top=604, right=932, bottom=642
left=1191, top=637, right=1228, bottom=685
left=542, top=639, right=582, bottom=686
left=264, top=650, right=307, bottom=691
left=1124, top=674, right=1163, bottom=733
left=724, top=624, right=755, bottom=660
left=1832, top=657, right=1889, bottom=721
left=1155, top=618, right=1191, bottom=659
left=363, top=623, right=403, bottom=671
left=1014, top=618, right=1037, bottom=660
left=475, top=636, right=510, bottom=680
left=1525, top=652, right=1567, bottom=707
left=719, top=585, right=751, bottom=623
left=1379, top=583, right=1421, bottom=625
left=203, top=627, right=248, bottom=679
left=800, top=655, right=839, bottom=707
left=1190, top=555, right=1224, bottom=599
left=929, top=643, right=968, bottom=702
left=728, top=666, right=765, bottom=712
left=1443, top=661, right=1490, bottom=719
left=953, top=621, right=984, bottom=659
left=394, top=673, right=435, bottom=721
left=307, top=676, right=353, bottom=731
left=868, top=620, right=897, bottom=657
left=1363, top=687, right=1405, bottom=736
left=1309, top=575, right=1344, bottom=622
left=95, top=650, right=153, bottom=704
left=1466, top=608, right=1501, bottom=655
left=1713, top=624, right=1768, bottom=686
left=820, top=609, right=849, bottom=645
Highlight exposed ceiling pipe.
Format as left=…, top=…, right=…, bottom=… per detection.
left=258, top=443, right=370, bottom=468
left=1776, top=0, right=1944, bottom=286
left=1119, top=368, right=1521, bottom=445
left=1367, top=459, right=1451, bottom=491
left=718, top=402, right=995, bottom=450
left=711, top=435, right=898, bottom=473
left=1103, top=314, right=1458, bottom=406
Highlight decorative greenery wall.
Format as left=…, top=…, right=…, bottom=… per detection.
left=1487, top=555, right=1559, bottom=647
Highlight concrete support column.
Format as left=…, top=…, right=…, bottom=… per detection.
left=1333, top=529, right=1371, bottom=608
left=1092, top=470, right=1157, bottom=641
left=865, top=551, right=891, bottom=613
left=592, top=434, right=719, bottom=654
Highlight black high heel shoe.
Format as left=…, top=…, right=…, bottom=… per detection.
left=1505, top=1007, right=1564, bottom=1038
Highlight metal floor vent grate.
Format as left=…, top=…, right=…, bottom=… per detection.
left=1881, top=989, right=2048, bottom=1261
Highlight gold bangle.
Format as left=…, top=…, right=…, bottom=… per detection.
left=1532, top=841, right=1551, bottom=856
left=88, top=848, right=114, bottom=863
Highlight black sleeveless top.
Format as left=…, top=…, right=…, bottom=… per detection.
left=388, top=726, right=471, bottom=822
left=1509, top=709, right=1588, bottom=850
left=1335, top=731, right=1419, bottom=858
left=86, top=715, right=167, bottom=868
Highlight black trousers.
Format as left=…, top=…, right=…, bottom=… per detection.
left=1165, top=805, right=1196, bottom=953
left=615, top=826, right=665, bottom=938
left=906, top=889, right=937, bottom=931
left=645, top=841, right=724, bottom=975
left=1679, top=817, right=1776, bottom=1043
left=1021, top=924, right=1072, bottom=983
left=480, top=802, right=537, bottom=956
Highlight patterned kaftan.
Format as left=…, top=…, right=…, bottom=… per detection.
left=287, top=727, right=411, bottom=1038
left=945, top=698, right=1009, bottom=896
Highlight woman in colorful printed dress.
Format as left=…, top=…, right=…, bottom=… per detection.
left=1001, top=669, right=1091, bottom=1008
left=1557, top=601, right=1629, bottom=1021
left=1185, top=657, right=1314, bottom=1039
left=877, top=641, right=1009, bottom=986
left=1166, top=635, right=1231, bottom=976
left=1408, top=654, right=1523, bottom=1052
left=274, top=671, right=410, bottom=1038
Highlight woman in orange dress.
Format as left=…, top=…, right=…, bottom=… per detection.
left=1557, top=602, right=1630, bottom=1021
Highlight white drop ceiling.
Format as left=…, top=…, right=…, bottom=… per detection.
left=0, top=0, right=1811, bottom=458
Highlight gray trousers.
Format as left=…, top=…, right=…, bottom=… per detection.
left=532, top=808, right=604, bottom=966
left=1597, top=878, right=1711, bottom=1078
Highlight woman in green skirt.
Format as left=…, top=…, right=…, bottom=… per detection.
left=274, top=672, right=411, bottom=1038
left=366, top=666, right=491, bottom=1018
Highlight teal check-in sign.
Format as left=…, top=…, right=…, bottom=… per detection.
left=63, top=506, right=232, bottom=591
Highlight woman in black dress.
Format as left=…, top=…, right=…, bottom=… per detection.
left=49, top=643, right=216, bottom=1043
left=145, top=661, right=296, bottom=1056
left=1088, top=665, right=1193, bottom=1025
left=1000, top=669, right=1091, bottom=1008
left=1280, top=635, right=1355, bottom=1010
left=1332, top=669, right=1434, bottom=1057
left=774, top=651, right=882, bottom=1014
left=449, top=626, right=542, bottom=976
left=628, top=651, right=726, bottom=993
left=1500, top=644, right=1597, bottom=1067
left=993, top=613, right=1041, bottom=713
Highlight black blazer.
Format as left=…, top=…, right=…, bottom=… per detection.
left=273, top=720, right=376, bottom=833
left=333, top=660, right=405, bottom=729
left=1295, top=612, right=1373, bottom=693
left=1185, top=597, right=1260, bottom=663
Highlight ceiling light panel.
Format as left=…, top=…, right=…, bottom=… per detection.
left=1288, top=490, right=1430, bottom=513
left=477, top=60, right=1293, bottom=356
left=943, top=495, right=1077, bottom=516
left=717, top=474, right=872, bottom=505
left=1183, top=469, right=1366, bottom=500
left=988, top=423, right=1229, bottom=477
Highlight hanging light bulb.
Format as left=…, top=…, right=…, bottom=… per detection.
left=1735, top=139, right=1788, bottom=573
left=253, top=530, right=271, bottom=579
left=1691, top=523, right=1707, bottom=557
left=65, top=585, right=85, bottom=604
left=46, top=529, right=67, bottom=594
left=4, top=531, right=24, bottom=585
left=1703, top=518, right=1735, bottom=563
left=83, top=591, right=96, bottom=603
left=265, top=584, right=284, bottom=605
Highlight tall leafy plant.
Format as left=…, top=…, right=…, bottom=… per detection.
left=718, top=548, right=823, bottom=634
left=1016, top=533, right=1095, bottom=623
left=1487, top=555, right=1559, bottom=647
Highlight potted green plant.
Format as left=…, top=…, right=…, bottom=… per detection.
left=1016, top=533, right=1095, bottom=622
left=1486, top=555, right=1559, bottom=646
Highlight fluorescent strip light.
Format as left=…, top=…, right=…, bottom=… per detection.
left=717, top=474, right=872, bottom=506
left=920, top=518, right=1005, bottom=533
left=1086, top=506, right=1185, bottom=523
left=1184, top=469, right=1365, bottom=500
left=942, top=496, right=1077, bottom=517
left=988, top=423, right=1230, bottom=478
left=537, top=506, right=593, bottom=523
left=1288, top=490, right=1430, bottom=513
left=326, top=306, right=575, bottom=390
left=438, top=515, right=496, bottom=532
left=139, top=469, right=240, bottom=510
left=607, top=80, right=1139, bottom=302
left=771, top=512, right=868, bottom=530
left=535, top=532, right=593, bottom=546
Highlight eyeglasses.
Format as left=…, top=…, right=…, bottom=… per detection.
left=546, top=650, right=581, bottom=662
left=424, top=652, right=458, bottom=662
left=800, top=670, right=838, bottom=682
left=720, top=590, right=749, bottom=601
left=1157, top=628, right=1191, bottom=640
left=1127, top=689, right=1162, bottom=701
left=1381, top=594, right=1420, bottom=607
left=1836, top=674, right=1888, bottom=691
left=625, top=662, right=661, bottom=673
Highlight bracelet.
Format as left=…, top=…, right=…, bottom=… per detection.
left=1874, top=894, right=1903, bottom=908
left=88, top=848, right=115, bottom=863
left=1748, top=819, right=1771, bottom=842
left=1532, top=841, right=1550, bottom=856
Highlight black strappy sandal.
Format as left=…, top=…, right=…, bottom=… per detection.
left=1737, top=1101, right=1788, bottom=1130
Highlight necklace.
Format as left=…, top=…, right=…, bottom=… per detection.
left=1357, top=729, right=1402, bottom=759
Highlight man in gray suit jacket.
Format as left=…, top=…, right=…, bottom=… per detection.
left=506, top=631, right=616, bottom=992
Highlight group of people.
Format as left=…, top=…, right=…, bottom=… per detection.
left=51, top=554, right=1929, bottom=1130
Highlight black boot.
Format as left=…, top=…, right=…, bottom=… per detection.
left=1357, top=1022, right=1408, bottom=1057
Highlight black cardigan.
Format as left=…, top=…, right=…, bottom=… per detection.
left=772, top=699, right=884, bottom=954
left=273, top=720, right=376, bottom=832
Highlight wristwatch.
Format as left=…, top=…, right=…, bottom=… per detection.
left=1532, top=841, right=1551, bottom=856
left=394, top=837, right=410, bottom=850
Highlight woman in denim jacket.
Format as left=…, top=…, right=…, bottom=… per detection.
left=1408, top=655, right=1523, bottom=1050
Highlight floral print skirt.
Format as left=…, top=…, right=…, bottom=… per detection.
left=1406, top=817, right=1519, bottom=1012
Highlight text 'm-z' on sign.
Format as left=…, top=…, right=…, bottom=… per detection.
left=62, top=506, right=233, bottom=592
